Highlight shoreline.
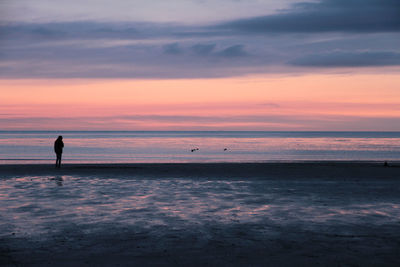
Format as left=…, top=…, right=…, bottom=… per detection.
left=1, top=161, right=400, bottom=179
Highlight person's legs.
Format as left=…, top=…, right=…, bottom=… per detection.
left=58, top=153, right=62, bottom=168
left=56, top=154, right=62, bottom=168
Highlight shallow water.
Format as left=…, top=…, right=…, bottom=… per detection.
left=1, top=131, right=400, bottom=163
left=1, top=175, right=399, bottom=238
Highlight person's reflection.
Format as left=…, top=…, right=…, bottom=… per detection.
left=50, top=176, right=64, bottom=186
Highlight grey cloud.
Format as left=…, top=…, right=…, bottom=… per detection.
left=1, top=1, right=400, bottom=79
left=217, top=45, right=248, bottom=57
left=289, top=51, right=400, bottom=67
left=191, top=44, right=216, bottom=55
left=218, top=0, right=400, bottom=33
left=285, top=33, right=400, bottom=54
left=0, top=21, right=182, bottom=41
left=2, top=0, right=398, bottom=43
left=163, top=43, right=247, bottom=57
left=0, top=39, right=264, bottom=78
left=1, top=40, right=399, bottom=78
left=3, top=114, right=400, bottom=131
left=163, top=43, right=183, bottom=55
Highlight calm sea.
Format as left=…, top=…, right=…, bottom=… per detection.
left=0, top=131, right=400, bottom=164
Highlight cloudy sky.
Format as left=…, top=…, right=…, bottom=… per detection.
left=1, top=0, right=400, bottom=130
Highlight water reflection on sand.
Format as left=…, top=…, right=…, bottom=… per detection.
left=0, top=175, right=399, bottom=237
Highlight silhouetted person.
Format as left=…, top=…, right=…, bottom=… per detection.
left=54, top=136, right=64, bottom=168
left=384, top=161, right=389, bottom=167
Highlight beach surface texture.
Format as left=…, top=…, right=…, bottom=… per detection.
left=1, top=162, right=400, bottom=266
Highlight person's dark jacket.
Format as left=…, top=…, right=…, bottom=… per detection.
left=54, top=139, right=64, bottom=154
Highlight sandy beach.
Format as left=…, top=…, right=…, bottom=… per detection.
left=1, top=162, right=400, bottom=266
left=2, top=161, right=400, bottom=179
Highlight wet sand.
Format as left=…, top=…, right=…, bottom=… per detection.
left=1, top=162, right=400, bottom=266
left=1, top=161, right=400, bottom=179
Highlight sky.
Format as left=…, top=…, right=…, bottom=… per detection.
left=1, top=0, right=400, bottom=130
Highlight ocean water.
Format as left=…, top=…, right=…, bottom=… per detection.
left=0, top=131, right=400, bottom=164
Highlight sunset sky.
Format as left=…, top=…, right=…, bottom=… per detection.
left=1, top=0, right=399, bottom=130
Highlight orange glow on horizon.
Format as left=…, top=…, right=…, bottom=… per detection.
left=1, top=73, right=400, bottom=130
